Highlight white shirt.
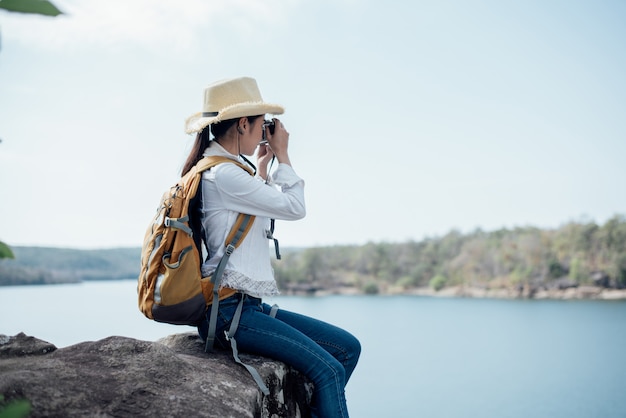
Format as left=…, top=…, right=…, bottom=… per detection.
left=199, top=142, right=306, bottom=297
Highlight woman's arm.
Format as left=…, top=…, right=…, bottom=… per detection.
left=213, top=163, right=305, bottom=221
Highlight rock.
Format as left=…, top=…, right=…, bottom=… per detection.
left=591, top=271, right=610, bottom=288
left=548, top=277, right=578, bottom=290
left=0, top=332, right=56, bottom=358
left=599, top=288, right=626, bottom=300
left=0, top=333, right=313, bottom=418
left=574, top=285, right=603, bottom=299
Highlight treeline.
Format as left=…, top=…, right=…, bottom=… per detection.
left=272, top=215, right=626, bottom=294
left=2, top=216, right=625, bottom=294
left=0, top=247, right=141, bottom=286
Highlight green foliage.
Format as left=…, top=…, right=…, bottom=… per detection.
left=568, top=257, right=588, bottom=284
left=0, top=0, right=63, bottom=16
left=548, top=260, right=566, bottom=279
left=615, top=253, right=626, bottom=287
left=0, top=0, right=63, bottom=56
left=396, top=275, right=417, bottom=289
left=0, top=241, right=14, bottom=259
left=271, top=215, right=626, bottom=293
left=0, top=395, right=31, bottom=418
left=362, top=282, right=379, bottom=295
left=429, top=274, right=447, bottom=291
left=5, top=215, right=626, bottom=293
left=510, top=266, right=533, bottom=284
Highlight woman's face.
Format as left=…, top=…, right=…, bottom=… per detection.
left=240, top=116, right=265, bottom=156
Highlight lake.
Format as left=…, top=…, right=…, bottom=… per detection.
left=1, top=281, right=625, bottom=417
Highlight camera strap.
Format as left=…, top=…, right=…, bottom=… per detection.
left=267, top=218, right=281, bottom=260
left=264, top=155, right=281, bottom=260
left=238, top=153, right=281, bottom=259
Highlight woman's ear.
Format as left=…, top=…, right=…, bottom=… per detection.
left=237, top=117, right=246, bottom=134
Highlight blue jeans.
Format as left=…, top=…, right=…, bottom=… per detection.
left=198, top=293, right=361, bottom=418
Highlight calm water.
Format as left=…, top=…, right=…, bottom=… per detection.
left=1, top=281, right=625, bottom=418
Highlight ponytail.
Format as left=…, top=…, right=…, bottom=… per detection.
left=181, top=127, right=211, bottom=176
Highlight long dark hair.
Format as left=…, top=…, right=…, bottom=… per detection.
left=181, top=115, right=263, bottom=176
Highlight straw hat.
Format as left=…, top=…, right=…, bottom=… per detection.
left=184, top=77, right=284, bottom=134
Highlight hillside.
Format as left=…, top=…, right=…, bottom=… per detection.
left=272, top=215, right=626, bottom=297
left=1, top=215, right=625, bottom=299
left=0, top=247, right=141, bottom=285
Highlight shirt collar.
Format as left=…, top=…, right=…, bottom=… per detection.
left=202, top=141, right=240, bottom=161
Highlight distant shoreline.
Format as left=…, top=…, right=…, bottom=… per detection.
left=282, top=284, right=626, bottom=300
left=407, top=285, right=626, bottom=300
left=2, top=279, right=626, bottom=301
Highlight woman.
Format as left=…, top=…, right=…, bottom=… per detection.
left=182, top=77, right=361, bottom=418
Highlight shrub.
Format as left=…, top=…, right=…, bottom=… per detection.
left=363, top=282, right=379, bottom=295
left=429, top=275, right=447, bottom=291
left=0, top=394, right=31, bottom=418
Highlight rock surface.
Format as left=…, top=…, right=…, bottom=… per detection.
left=0, top=332, right=313, bottom=418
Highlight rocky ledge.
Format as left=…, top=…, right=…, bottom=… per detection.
left=0, top=332, right=313, bottom=418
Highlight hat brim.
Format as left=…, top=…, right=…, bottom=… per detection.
left=185, top=101, right=285, bottom=134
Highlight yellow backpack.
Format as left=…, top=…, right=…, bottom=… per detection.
left=138, top=155, right=276, bottom=395
left=138, top=156, right=255, bottom=326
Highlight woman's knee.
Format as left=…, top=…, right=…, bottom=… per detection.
left=339, top=332, right=360, bottom=383
left=309, top=356, right=346, bottom=389
left=339, top=330, right=361, bottom=365
left=347, top=333, right=361, bottom=358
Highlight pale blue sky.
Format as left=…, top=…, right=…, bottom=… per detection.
left=1, top=0, right=624, bottom=249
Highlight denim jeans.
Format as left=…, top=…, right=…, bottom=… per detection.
left=198, top=293, right=361, bottom=418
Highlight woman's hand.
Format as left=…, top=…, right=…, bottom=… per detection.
left=266, top=118, right=291, bottom=166
left=256, top=142, right=275, bottom=180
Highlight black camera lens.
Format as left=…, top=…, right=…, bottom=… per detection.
left=264, top=119, right=275, bottom=134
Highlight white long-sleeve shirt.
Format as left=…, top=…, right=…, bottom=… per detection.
left=199, top=142, right=305, bottom=297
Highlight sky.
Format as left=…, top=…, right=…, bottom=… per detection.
left=0, top=0, right=625, bottom=250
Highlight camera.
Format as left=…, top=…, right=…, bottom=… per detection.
left=264, top=119, right=275, bottom=134
left=261, top=119, right=275, bottom=143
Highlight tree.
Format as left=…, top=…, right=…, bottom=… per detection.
left=0, top=241, right=14, bottom=259
left=0, top=0, right=62, bottom=16
left=0, top=0, right=63, bottom=52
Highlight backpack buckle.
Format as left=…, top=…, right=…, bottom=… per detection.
left=224, top=244, right=236, bottom=256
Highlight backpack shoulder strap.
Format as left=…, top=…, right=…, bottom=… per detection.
left=194, top=156, right=254, bottom=176
left=226, top=213, right=256, bottom=250
left=200, top=157, right=257, bottom=353
left=205, top=213, right=255, bottom=353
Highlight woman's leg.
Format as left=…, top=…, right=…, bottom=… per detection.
left=199, top=295, right=360, bottom=418
left=260, top=302, right=361, bottom=386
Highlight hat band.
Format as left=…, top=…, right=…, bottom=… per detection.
left=202, top=111, right=218, bottom=117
